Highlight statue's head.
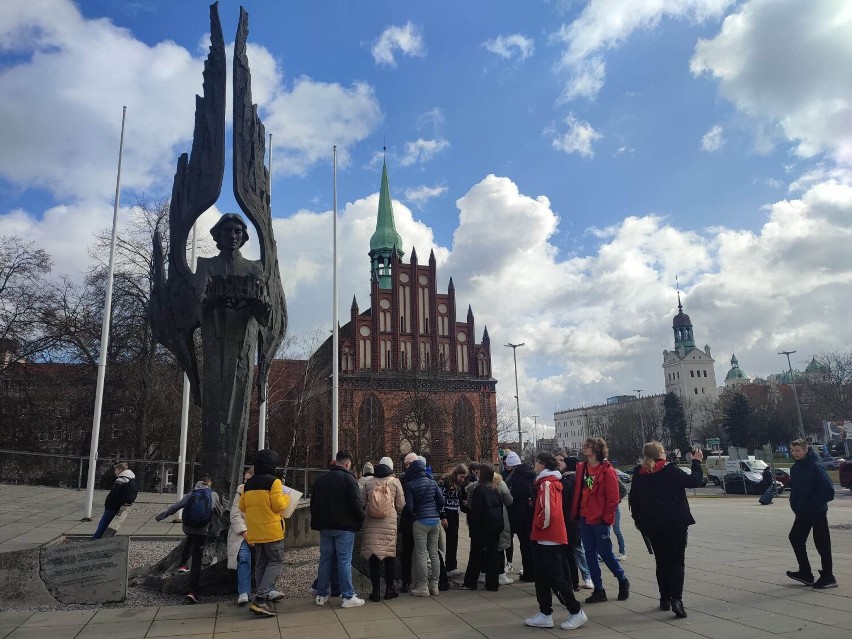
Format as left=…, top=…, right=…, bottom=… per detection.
left=210, top=213, right=250, bottom=253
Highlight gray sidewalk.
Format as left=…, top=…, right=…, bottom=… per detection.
left=0, top=483, right=850, bottom=638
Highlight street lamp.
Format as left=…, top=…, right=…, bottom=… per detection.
left=634, top=389, right=645, bottom=444
left=531, top=415, right=539, bottom=455
left=504, top=342, right=525, bottom=451
left=778, top=351, right=806, bottom=439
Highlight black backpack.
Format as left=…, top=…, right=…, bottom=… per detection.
left=183, top=487, right=213, bottom=527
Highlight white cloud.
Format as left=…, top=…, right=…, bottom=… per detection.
left=399, top=138, right=450, bottom=167
left=483, top=34, right=535, bottom=61
left=553, top=0, right=735, bottom=101
left=371, top=22, right=425, bottom=67
left=405, top=185, right=448, bottom=207
left=549, top=114, right=602, bottom=157
left=700, top=124, right=726, bottom=152
left=691, top=0, right=852, bottom=164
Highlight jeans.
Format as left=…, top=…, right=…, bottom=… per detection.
left=534, top=543, right=581, bottom=615
left=91, top=509, right=118, bottom=540
left=574, top=543, right=590, bottom=580
left=789, top=512, right=832, bottom=576
left=613, top=506, right=626, bottom=555
left=412, top=520, right=440, bottom=587
left=645, top=527, right=688, bottom=600
left=317, top=529, right=356, bottom=599
left=579, top=519, right=625, bottom=591
left=444, top=510, right=460, bottom=570
left=180, top=533, right=207, bottom=593
left=311, top=550, right=339, bottom=596
left=237, top=540, right=252, bottom=596
left=254, top=540, right=284, bottom=599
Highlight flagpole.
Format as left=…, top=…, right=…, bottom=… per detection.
left=83, top=106, right=127, bottom=521
left=174, top=223, right=197, bottom=520
left=332, top=146, right=339, bottom=458
left=258, top=133, right=272, bottom=450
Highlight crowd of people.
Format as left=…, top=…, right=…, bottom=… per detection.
left=107, top=434, right=836, bottom=626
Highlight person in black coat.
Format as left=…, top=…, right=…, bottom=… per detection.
left=463, top=463, right=504, bottom=591
left=505, top=451, right=536, bottom=582
left=786, top=440, right=837, bottom=589
left=628, top=441, right=703, bottom=619
left=92, top=462, right=138, bottom=540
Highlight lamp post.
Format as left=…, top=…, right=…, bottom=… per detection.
left=634, top=389, right=645, bottom=444
left=531, top=415, right=539, bottom=455
left=505, top=342, right=525, bottom=451
left=778, top=351, right=806, bottom=439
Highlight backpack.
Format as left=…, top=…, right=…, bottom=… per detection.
left=618, top=478, right=628, bottom=501
left=367, top=481, right=395, bottom=518
left=183, top=487, right=213, bottom=528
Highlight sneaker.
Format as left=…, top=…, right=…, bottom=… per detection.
left=813, top=572, right=838, bottom=589
left=177, top=565, right=190, bottom=574
left=185, top=592, right=199, bottom=604
left=447, top=568, right=463, bottom=577
left=315, top=595, right=329, bottom=606
left=524, top=612, right=554, bottom=628
left=617, top=553, right=627, bottom=561
left=585, top=589, right=607, bottom=604
left=341, top=595, right=365, bottom=608
left=505, top=562, right=513, bottom=573
left=617, top=578, right=630, bottom=601
left=582, top=578, right=594, bottom=590
left=409, top=584, right=430, bottom=597
left=267, top=590, right=285, bottom=602
left=499, top=573, right=514, bottom=585
left=560, top=609, right=588, bottom=630
left=786, top=570, right=815, bottom=585
left=249, top=601, right=276, bottom=617
left=428, top=582, right=440, bottom=596
left=237, top=593, right=249, bottom=606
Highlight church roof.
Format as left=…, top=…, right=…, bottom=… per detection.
left=805, top=355, right=829, bottom=375
left=725, top=352, right=749, bottom=380
left=369, top=159, right=403, bottom=253
left=672, top=292, right=692, bottom=328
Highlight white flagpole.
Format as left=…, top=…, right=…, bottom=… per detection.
left=332, top=146, right=339, bottom=458
left=174, top=223, right=197, bottom=519
left=84, top=106, right=127, bottom=521
left=258, top=133, right=272, bottom=450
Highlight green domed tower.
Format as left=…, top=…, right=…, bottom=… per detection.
left=368, top=159, right=404, bottom=289
left=724, top=352, right=750, bottom=387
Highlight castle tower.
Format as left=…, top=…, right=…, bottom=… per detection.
left=724, top=352, right=751, bottom=387
left=368, top=159, right=404, bottom=289
left=662, top=293, right=717, bottom=399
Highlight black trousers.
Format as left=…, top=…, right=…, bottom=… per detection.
left=179, top=533, right=207, bottom=593
left=400, top=524, right=414, bottom=586
left=464, top=531, right=500, bottom=590
left=789, top=512, right=832, bottom=576
left=513, top=514, right=535, bottom=580
left=564, top=545, right=579, bottom=589
left=645, top=527, right=688, bottom=600
left=368, top=555, right=395, bottom=590
left=445, top=510, right=460, bottom=570
left=533, top=543, right=581, bottom=615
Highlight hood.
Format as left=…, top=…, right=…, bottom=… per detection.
left=193, top=480, right=210, bottom=490
left=405, top=459, right=426, bottom=479
left=639, top=460, right=668, bottom=475
left=373, top=463, right=394, bottom=478
left=117, top=469, right=135, bottom=480
left=492, top=474, right=504, bottom=486
left=512, top=463, right=537, bottom=481
left=535, top=469, right=562, bottom=484
left=254, top=448, right=279, bottom=475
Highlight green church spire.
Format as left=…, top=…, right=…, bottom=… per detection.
left=368, top=158, right=404, bottom=288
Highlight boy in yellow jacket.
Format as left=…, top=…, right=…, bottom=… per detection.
left=240, top=448, right=289, bottom=616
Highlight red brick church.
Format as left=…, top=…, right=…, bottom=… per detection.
left=270, top=161, right=497, bottom=473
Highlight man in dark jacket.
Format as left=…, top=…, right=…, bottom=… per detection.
left=403, top=456, right=446, bottom=596
left=310, top=450, right=366, bottom=607
left=92, top=462, right=138, bottom=540
left=504, top=451, right=536, bottom=582
left=786, top=440, right=837, bottom=589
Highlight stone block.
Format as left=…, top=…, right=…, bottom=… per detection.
left=39, top=537, right=128, bottom=604
left=0, top=547, right=56, bottom=606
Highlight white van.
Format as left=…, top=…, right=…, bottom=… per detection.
left=706, top=456, right=728, bottom=485
left=707, top=455, right=768, bottom=485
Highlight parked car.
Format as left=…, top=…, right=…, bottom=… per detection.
left=677, top=465, right=707, bottom=487
left=819, top=456, right=846, bottom=470
left=773, top=467, right=792, bottom=486
left=615, top=469, right=631, bottom=483
left=839, top=460, right=852, bottom=492
left=721, top=472, right=784, bottom=495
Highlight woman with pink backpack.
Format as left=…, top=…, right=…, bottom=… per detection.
left=360, top=456, right=405, bottom=601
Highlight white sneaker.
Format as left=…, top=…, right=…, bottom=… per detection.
left=237, top=593, right=249, bottom=606
left=499, top=573, right=514, bottom=585
left=409, top=584, right=430, bottom=597
left=478, top=573, right=486, bottom=584
left=267, top=590, right=285, bottom=602
left=617, top=553, right=627, bottom=561
left=505, top=562, right=513, bottom=573
left=583, top=578, right=594, bottom=589
left=341, top=595, right=365, bottom=608
left=524, top=612, right=554, bottom=628
left=561, top=609, right=588, bottom=630
left=447, top=568, right=463, bottom=577
left=315, top=595, right=329, bottom=606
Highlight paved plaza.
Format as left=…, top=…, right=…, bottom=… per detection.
left=0, top=483, right=850, bottom=638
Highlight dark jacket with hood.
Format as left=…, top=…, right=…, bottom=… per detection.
left=628, top=458, right=703, bottom=532
left=790, top=449, right=835, bottom=516
left=506, top=463, right=536, bottom=525
left=104, top=469, right=138, bottom=512
left=403, top=460, right=446, bottom=521
left=310, top=463, right=365, bottom=532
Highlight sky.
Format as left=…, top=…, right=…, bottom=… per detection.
left=2, top=0, right=851, bottom=441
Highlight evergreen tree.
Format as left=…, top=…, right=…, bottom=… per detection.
left=663, top=392, right=689, bottom=454
left=723, top=391, right=753, bottom=448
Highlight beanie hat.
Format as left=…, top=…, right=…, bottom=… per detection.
left=417, top=455, right=427, bottom=465
left=379, top=456, right=394, bottom=470
left=504, top=451, right=521, bottom=468
left=362, top=462, right=374, bottom=476
left=404, top=452, right=419, bottom=465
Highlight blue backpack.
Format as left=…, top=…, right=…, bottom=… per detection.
left=183, top=487, right=213, bottom=527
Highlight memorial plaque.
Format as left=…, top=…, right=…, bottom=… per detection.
left=40, top=537, right=128, bottom=604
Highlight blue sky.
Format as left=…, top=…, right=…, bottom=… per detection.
left=2, top=0, right=851, bottom=439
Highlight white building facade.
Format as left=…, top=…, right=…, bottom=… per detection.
left=662, top=295, right=718, bottom=400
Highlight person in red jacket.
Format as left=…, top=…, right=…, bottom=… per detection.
left=571, top=437, right=629, bottom=604
left=524, top=452, right=587, bottom=631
